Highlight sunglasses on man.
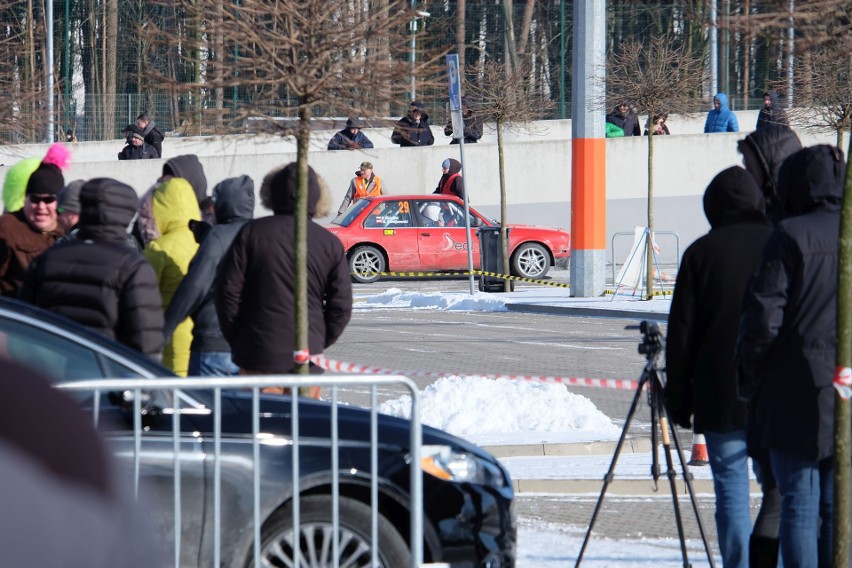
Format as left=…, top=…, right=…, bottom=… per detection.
left=28, top=194, right=57, bottom=204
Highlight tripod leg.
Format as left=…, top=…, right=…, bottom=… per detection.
left=666, top=411, right=718, bottom=568
left=575, top=371, right=649, bottom=567
left=658, top=414, right=693, bottom=568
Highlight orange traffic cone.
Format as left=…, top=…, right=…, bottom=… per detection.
left=688, top=432, right=709, bottom=466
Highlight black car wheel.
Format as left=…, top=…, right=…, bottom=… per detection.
left=511, top=242, right=550, bottom=279
left=349, top=245, right=385, bottom=283
left=250, top=495, right=411, bottom=568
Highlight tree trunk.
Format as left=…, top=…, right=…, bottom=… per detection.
left=105, top=0, right=118, bottom=137
left=496, top=118, right=511, bottom=292
left=502, top=0, right=517, bottom=70
left=294, top=102, right=311, bottom=377
left=518, top=0, right=534, bottom=55
left=833, top=132, right=852, bottom=568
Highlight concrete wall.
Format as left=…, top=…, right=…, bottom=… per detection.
left=0, top=111, right=837, bottom=265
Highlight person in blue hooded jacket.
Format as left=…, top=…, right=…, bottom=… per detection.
left=704, top=93, right=739, bottom=133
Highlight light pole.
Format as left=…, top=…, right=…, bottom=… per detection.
left=409, top=8, right=430, bottom=101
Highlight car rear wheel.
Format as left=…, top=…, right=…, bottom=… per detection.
left=511, top=242, right=550, bottom=280
left=349, top=245, right=385, bottom=283
left=249, top=495, right=411, bottom=568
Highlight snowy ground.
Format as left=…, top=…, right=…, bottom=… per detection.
left=360, top=287, right=724, bottom=565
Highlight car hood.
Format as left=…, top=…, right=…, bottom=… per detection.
left=224, top=391, right=499, bottom=462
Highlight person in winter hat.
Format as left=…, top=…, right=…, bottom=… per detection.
left=0, top=143, right=70, bottom=295
left=337, top=161, right=382, bottom=215
left=117, top=125, right=158, bottom=160
left=216, top=163, right=352, bottom=398
left=434, top=158, right=464, bottom=199
left=164, top=175, right=255, bottom=376
left=19, top=178, right=164, bottom=358
left=327, top=117, right=374, bottom=151
left=57, top=179, right=85, bottom=233
left=665, top=166, right=774, bottom=568
left=143, top=178, right=201, bottom=376
left=704, top=92, right=739, bottom=133
left=391, top=100, right=435, bottom=147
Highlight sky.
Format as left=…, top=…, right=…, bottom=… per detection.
left=356, top=287, right=723, bottom=566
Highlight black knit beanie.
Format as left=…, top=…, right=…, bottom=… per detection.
left=26, top=162, right=65, bottom=196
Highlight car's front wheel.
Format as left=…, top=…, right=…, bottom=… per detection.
left=349, top=245, right=386, bottom=283
left=249, top=495, right=411, bottom=568
left=511, top=242, right=550, bottom=279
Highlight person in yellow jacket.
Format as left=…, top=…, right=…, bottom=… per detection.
left=143, top=178, right=200, bottom=376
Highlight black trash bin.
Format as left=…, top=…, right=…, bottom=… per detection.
left=477, top=226, right=513, bottom=292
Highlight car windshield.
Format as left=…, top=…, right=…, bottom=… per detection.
left=331, top=199, right=371, bottom=227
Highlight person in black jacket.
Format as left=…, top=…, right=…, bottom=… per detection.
left=327, top=118, right=374, bottom=151
left=444, top=97, right=483, bottom=144
left=215, top=163, right=352, bottom=398
left=738, top=124, right=802, bottom=226
left=136, top=113, right=164, bottom=158
left=665, top=166, right=773, bottom=568
left=117, top=125, right=158, bottom=160
left=605, top=100, right=641, bottom=137
left=755, top=91, right=788, bottom=130
left=18, top=178, right=164, bottom=358
left=391, top=100, right=435, bottom=147
left=737, top=145, right=845, bottom=568
left=163, top=175, right=255, bottom=376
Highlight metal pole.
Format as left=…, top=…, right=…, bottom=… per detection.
left=65, top=0, right=70, bottom=131
left=46, top=0, right=55, bottom=142
left=409, top=0, right=416, bottom=101
left=559, top=0, right=566, bottom=119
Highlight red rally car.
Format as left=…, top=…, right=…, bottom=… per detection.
left=325, top=194, right=571, bottom=283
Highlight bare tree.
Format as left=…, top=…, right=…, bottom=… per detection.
left=786, top=49, right=852, bottom=148
left=150, top=0, right=442, bottom=375
left=603, top=36, right=707, bottom=298
left=465, top=60, right=553, bottom=291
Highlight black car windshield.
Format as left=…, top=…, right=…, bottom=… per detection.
left=331, top=199, right=371, bottom=227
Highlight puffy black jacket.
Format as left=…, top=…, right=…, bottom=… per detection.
left=737, top=145, right=845, bottom=460
left=163, top=175, right=255, bottom=352
left=18, top=178, right=164, bottom=357
left=215, top=164, right=352, bottom=373
left=664, top=167, right=772, bottom=433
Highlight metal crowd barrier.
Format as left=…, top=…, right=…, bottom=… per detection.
left=58, top=375, right=424, bottom=568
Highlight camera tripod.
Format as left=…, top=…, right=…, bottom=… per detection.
left=575, top=321, right=716, bottom=568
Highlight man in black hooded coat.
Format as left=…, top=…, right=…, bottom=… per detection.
left=665, top=166, right=773, bottom=568
left=737, top=145, right=846, bottom=568
left=18, top=178, right=164, bottom=358
left=215, top=163, right=352, bottom=395
left=164, top=175, right=255, bottom=376
left=738, top=123, right=802, bottom=225
left=755, top=91, right=788, bottom=130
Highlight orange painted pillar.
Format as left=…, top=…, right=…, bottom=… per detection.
left=570, top=1, right=607, bottom=297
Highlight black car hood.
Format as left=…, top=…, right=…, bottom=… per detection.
left=222, top=391, right=495, bottom=462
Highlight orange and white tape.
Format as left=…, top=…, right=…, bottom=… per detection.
left=309, top=354, right=640, bottom=391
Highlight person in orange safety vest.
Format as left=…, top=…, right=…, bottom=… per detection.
left=337, top=161, right=382, bottom=215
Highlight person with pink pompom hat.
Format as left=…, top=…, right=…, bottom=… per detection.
left=0, top=143, right=71, bottom=295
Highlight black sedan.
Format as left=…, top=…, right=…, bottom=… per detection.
left=0, top=296, right=516, bottom=567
